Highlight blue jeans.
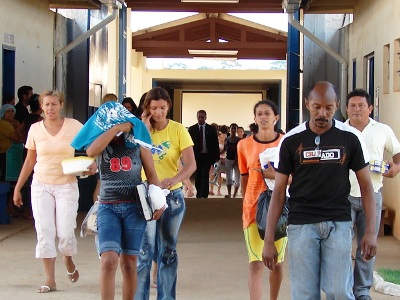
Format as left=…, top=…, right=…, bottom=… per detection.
left=97, top=201, right=146, bottom=256
left=135, top=187, right=186, bottom=300
left=287, top=221, right=354, bottom=300
left=225, top=159, right=240, bottom=187
left=349, top=192, right=382, bottom=298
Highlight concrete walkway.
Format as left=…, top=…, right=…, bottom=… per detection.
left=0, top=197, right=399, bottom=299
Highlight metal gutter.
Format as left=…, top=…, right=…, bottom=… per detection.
left=287, top=12, right=348, bottom=114
left=55, top=6, right=118, bottom=91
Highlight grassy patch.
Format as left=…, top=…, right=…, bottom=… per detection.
left=377, top=268, right=400, bottom=285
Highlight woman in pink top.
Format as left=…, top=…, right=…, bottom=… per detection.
left=13, top=91, right=96, bottom=293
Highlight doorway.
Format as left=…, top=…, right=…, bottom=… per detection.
left=2, top=46, right=15, bottom=100
left=153, top=78, right=283, bottom=131
left=181, top=92, right=262, bottom=129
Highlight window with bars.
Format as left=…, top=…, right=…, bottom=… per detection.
left=352, top=59, right=357, bottom=90
left=364, top=52, right=375, bottom=118
left=383, top=44, right=390, bottom=94
left=394, top=38, right=400, bottom=92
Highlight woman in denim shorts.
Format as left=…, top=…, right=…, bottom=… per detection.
left=135, top=87, right=196, bottom=300
left=86, top=117, right=162, bottom=300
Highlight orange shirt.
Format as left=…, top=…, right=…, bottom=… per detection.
left=237, top=134, right=282, bottom=229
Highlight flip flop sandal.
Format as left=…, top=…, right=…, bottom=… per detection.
left=36, top=285, right=56, bottom=293
left=67, top=269, right=79, bottom=283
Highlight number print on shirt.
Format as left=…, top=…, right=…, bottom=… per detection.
left=109, top=157, right=132, bottom=172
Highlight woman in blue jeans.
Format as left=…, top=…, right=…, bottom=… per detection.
left=85, top=116, right=162, bottom=300
left=135, top=87, right=196, bottom=300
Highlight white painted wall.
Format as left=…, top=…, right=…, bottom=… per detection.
left=349, top=0, right=400, bottom=238
left=181, top=92, right=262, bottom=129
left=0, top=0, right=54, bottom=101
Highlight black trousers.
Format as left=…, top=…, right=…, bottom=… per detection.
left=194, top=153, right=213, bottom=198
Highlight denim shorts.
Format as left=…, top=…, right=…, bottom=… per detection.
left=97, top=201, right=146, bottom=256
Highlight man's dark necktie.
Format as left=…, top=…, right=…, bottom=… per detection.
left=199, top=125, right=203, bottom=152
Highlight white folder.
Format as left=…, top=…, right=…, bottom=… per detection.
left=137, top=182, right=153, bottom=220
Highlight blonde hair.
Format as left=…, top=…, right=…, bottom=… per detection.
left=39, top=90, right=64, bottom=105
left=102, top=93, right=118, bottom=103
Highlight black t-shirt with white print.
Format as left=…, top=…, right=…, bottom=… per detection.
left=275, top=119, right=369, bottom=225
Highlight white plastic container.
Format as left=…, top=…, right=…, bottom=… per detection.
left=61, top=156, right=95, bottom=176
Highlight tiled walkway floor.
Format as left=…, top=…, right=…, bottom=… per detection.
left=0, top=192, right=399, bottom=299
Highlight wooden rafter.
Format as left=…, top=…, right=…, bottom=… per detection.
left=132, top=13, right=287, bottom=59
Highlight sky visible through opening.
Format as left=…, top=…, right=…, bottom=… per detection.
left=130, top=12, right=288, bottom=70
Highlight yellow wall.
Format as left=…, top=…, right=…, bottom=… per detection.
left=350, top=0, right=400, bottom=238
left=181, top=92, right=262, bottom=129
left=129, top=53, right=287, bottom=127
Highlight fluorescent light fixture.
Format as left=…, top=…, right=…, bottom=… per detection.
left=193, top=56, right=237, bottom=61
left=188, top=49, right=238, bottom=56
left=182, top=0, right=239, bottom=3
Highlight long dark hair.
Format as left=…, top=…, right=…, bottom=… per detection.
left=135, top=92, right=147, bottom=118
left=122, top=97, right=138, bottom=114
left=29, top=94, right=40, bottom=112
left=253, top=100, right=279, bottom=116
left=253, top=100, right=280, bottom=132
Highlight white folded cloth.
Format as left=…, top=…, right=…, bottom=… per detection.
left=148, top=184, right=170, bottom=210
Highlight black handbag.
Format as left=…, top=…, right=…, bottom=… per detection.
left=256, top=189, right=289, bottom=241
